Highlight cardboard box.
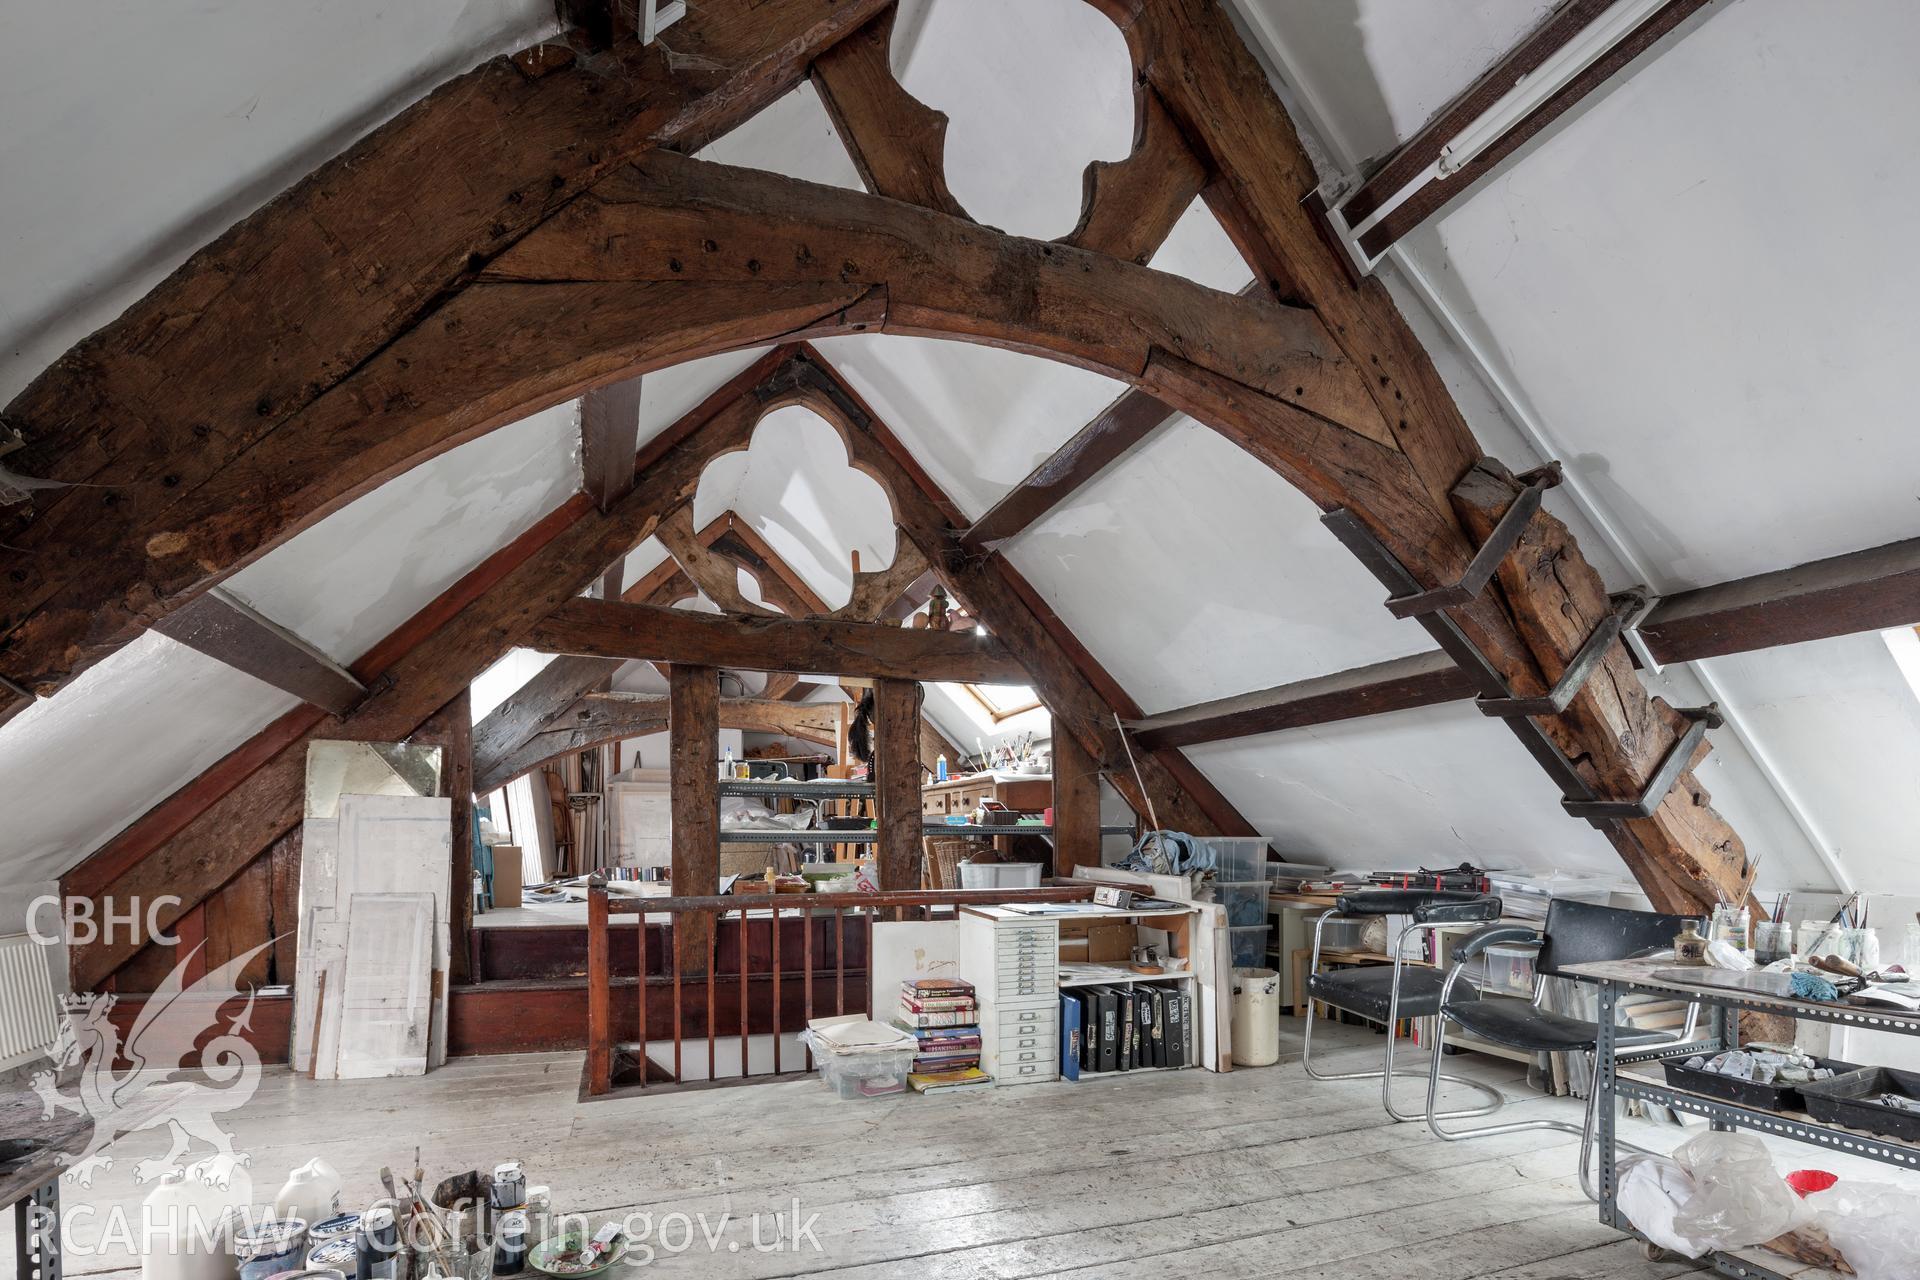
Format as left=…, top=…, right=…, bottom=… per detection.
left=491, top=844, right=523, bottom=909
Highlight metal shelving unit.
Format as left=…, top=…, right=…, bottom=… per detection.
left=1580, top=959, right=1920, bottom=1280
left=717, top=778, right=874, bottom=799
left=718, top=823, right=1136, bottom=843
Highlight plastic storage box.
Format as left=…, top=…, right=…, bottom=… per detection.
left=1203, top=837, right=1268, bottom=884
left=1228, top=925, right=1269, bottom=967
left=1483, top=944, right=1538, bottom=995
left=1214, top=882, right=1267, bottom=928
left=958, top=861, right=1042, bottom=889
left=1315, top=914, right=1377, bottom=952
left=806, top=1042, right=916, bottom=1099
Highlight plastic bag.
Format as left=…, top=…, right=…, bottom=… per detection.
left=1617, top=1154, right=1712, bottom=1258
left=1670, top=1131, right=1808, bottom=1249
left=1805, top=1182, right=1920, bottom=1280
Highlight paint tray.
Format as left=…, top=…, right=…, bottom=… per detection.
left=1662, top=1055, right=1856, bottom=1114
left=1799, top=1066, right=1920, bottom=1142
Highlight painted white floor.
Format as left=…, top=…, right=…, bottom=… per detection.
left=20, top=1022, right=1850, bottom=1279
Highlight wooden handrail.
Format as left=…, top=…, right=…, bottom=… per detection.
left=583, top=881, right=1096, bottom=1095
left=594, top=883, right=1095, bottom=915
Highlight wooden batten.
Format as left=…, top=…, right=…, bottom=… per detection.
left=152, top=588, right=366, bottom=716
left=579, top=376, right=645, bottom=511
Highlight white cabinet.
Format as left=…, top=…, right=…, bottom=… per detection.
left=960, top=909, right=1059, bottom=1085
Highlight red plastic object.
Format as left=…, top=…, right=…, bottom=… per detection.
left=1786, top=1169, right=1838, bottom=1197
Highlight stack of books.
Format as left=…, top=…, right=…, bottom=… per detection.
left=895, top=979, right=992, bottom=1093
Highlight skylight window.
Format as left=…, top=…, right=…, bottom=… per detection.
left=963, top=682, right=1042, bottom=723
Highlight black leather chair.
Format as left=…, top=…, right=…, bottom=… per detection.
left=1424, top=898, right=1707, bottom=1199
left=1302, top=889, right=1507, bottom=1122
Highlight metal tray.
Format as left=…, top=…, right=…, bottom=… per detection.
left=1661, top=1055, right=1855, bottom=1114
left=1799, top=1065, right=1920, bottom=1142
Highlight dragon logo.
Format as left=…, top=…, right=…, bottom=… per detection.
left=32, top=940, right=274, bottom=1189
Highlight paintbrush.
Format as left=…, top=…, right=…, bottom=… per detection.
left=404, top=1172, right=461, bottom=1278
left=1806, top=891, right=1860, bottom=958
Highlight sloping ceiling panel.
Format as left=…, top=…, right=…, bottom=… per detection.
left=224, top=403, right=580, bottom=665
left=1402, top=0, right=1920, bottom=587
left=1006, top=416, right=1429, bottom=715
left=0, top=0, right=554, bottom=404
left=1186, top=702, right=1626, bottom=878
left=0, top=633, right=299, bottom=885
left=894, top=0, right=1134, bottom=238
left=0, top=401, right=581, bottom=883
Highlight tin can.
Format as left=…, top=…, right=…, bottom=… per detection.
left=355, top=1206, right=400, bottom=1280
left=306, top=1239, right=358, bottom=1273
left=235, top=1218, right=309, bottom=1280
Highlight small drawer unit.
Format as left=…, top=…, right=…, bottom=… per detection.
left=961, top=909, right=1061, bottom=1085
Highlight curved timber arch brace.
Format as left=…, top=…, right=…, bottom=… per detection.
left=4, top=1, right=1749, bottom=916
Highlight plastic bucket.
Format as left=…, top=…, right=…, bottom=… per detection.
left=1230, top=967, right=1281, bottom=1067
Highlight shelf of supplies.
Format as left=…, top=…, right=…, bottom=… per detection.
left=1058, top=970, right=1196, bottom=989
left=1613, top=1073, right=1920, bottom=1172
left=720, top=823, right=1137, bottom=844
left=718, top=779, right=874, bottom=798
left=1584, top=963, right=1920, bottom=1280
left=1571, top=962, right=1920, bottom=1038
left=720, top=828, right=877, bottom=844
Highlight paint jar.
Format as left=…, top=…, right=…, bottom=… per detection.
left=489, top=1164, right=526, bottom=1212
left=1800, top=919, right=1841, bottom=961
left=1672, top=920, right=1708, bottom=965
left=1753, top=921, right=1794, bottom=965
left=523, top=1189, right=551, bottom=1246
left=1710, top=903, right=1750, bottom=954
left=492, top=1212, right=528, bottom=1277
left=1807, top=926, right=1880, bottom=971
left=304, top=1216, right=361, bottom=1259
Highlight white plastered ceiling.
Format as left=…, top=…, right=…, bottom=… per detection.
left=4, top=0, right=1919, bottom=904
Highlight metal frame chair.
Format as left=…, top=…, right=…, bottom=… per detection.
left=1423, top=898, right=1710, bottom=1200
left=1301, top=889, right=1508, bottom=1122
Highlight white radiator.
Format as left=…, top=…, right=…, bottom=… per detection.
left=0, top=933, right=61, bottom=1072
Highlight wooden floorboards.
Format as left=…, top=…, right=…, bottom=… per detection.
left=9, top=1026, right=1723, bottom=1279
